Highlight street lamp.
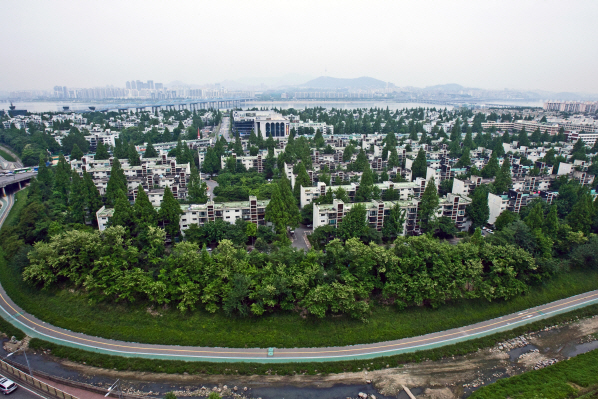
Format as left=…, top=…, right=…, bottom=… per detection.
left=104, top=379, right=122, bottom=399
left=6, top=347, right=32, bottom=377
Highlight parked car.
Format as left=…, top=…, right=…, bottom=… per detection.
left=0, top=378, right=17, bottom=395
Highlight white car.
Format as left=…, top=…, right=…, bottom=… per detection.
left=0, top=378, right=17, bottom=395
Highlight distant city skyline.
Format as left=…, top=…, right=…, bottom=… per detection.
left=2, top=1, right=598, bottom=94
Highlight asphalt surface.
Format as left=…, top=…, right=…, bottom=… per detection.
left=0, top=281, right=596, bottom=363
left=0, top=370, right=47, bottom=399
left=0, top=173, right=36, bottom=189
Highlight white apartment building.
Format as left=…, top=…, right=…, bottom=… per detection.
left=97, top=196, right=270, bottom=233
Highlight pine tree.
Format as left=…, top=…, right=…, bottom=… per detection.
left=567, top=194, right=593, bottom=235
left=524, top=203, right=544, bottom=231
left=68, top=171, right=86, bottom=224
left=355, top=163, right=375, bottom=202
left=94, top=141, right=110, bottom=160
left=466, top=185, right=490, bottom=230
left=71, top=143, right=84, bottom=160
left=234, top=136, right=244, bottom=156
left=419, top=177, right=439, bottom=233
left=388, top=148, right=400, bottom=168
left=110, top=189, right=134, bottom=233
left=158, top=187, right=183, bottom=240
left=493, top=157, right=512, bottom=194
left=518, top=128, right=530, bottom=147
left=36, top=155, right=53, bottom=201
left=187, top=164, right=208, bottom=203
left=455, top=147, right=471, bottom=168
left=481, top=152, right=500, bottom=178
left=105, top=158, right=128, bottom=206
left=144, top=141, right=158, bottom=158
left=463, top=127, right=474, bottom=148
left=53, top=154, right=71, bottom=206
left=544, top=205, right=559, bottom=239
left=293, top=162, right=311, bottom=201
left=83, top=171, right=102, bottom=224
left=128, top=142, right=141, bottom=166
left=411, top=148, right=427, bottom=180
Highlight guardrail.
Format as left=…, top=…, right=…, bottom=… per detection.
left=0, top=358, right=79, bottom=399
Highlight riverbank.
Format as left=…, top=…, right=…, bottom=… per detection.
left=4, top=314, right=598, bottom=398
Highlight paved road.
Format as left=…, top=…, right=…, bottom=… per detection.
left=0, top=194, right=14, bottom=228
left=0, top=281, right=596, bottom=363
left=0, top=369, right=48, bottom=399
left=205, top=179, right=218, bottom=200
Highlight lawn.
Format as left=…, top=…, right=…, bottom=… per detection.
left=1, top=249, right=598, bottom=348
left=0, top=147, right=16, bottom=163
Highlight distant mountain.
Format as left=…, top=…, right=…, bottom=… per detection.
left=300, top=76, right=393, bottom=90
left=424, top=83, right=466, bottom=92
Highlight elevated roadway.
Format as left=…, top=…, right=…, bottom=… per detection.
left=0, top=173, right=36, bottom=197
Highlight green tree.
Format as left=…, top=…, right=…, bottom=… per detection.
left=159, top=187, right=183, bottom=240
left=544, top=205, right=559, bottom=239
left=411, top=148, right=427, bottom=180
left=293, top=162, right=311, bottom=201
left=524, top=202, right=544, bottom=231
left=481, top=152, right=500, bottom=178
left=234, top=136, right=244, bottom=156
left=52, top=155, right=71, bottom=206
left=187, top=164, right=208, bottom=203
left=419, top=177, right=439, bottom=233
left=518, top=128, right=530, bottom=147
left=493, top=157, right=511, bottom=194
left=265, top=176, right=300, bottom=239
left=105, top=158, right=128, bottom=206
left=382, top=203, right=406, bottom=240
left=567, top=193, right=594, bottom=235
left=337, top=204, right=369, bottom=240
left=494, top=209, right=517, bottom=230
left=128, top=142, right=141, bottom=166
left=110, top=189, right=134, bottom=233
left=467, top=185, right=490, bottom=230
left=83, top=171, right=103, bottom=225
left=94, top=141, right=109, bottom=160
left=455, top=147, right=471, bottom=168
left=70, top=143, right=84, bottom=160
left=144, top=141, right=158, bottom=158
left=246, top=222, right=257, bottom=246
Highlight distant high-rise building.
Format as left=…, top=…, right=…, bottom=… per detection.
left=136, top=80, right=143, bottom=90
left=126, top=81, right=131, bottom=89
left=147, top=80, right=154, bottom=90
left=155, top=83, right=163, bottom=90
left=130, top=80, right=136, bottom=90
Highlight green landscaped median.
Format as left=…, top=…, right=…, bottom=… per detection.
left=1, top=245, right=598, bottom=349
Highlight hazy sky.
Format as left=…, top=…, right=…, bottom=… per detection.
left=2, top=0, right=598, bottom=93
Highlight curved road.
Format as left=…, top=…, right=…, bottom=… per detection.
left=1, top=189, right=598, bottom=363
left=0, top=284, right=596, bottom=363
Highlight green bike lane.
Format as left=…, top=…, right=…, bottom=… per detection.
left=0, top=280, right=597, bottom=363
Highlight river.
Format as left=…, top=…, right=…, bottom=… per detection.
left=0, top=100, right=545, bottom=114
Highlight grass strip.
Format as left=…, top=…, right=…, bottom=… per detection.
left=0, top=188, right=28, bottom=230
left=27, top=304, right=598, bottom=374
left=470, top=348, right=598, bottom=398
left=0, top=148, right=16, bottom=163
left=0, top=316, right=25, bottom=341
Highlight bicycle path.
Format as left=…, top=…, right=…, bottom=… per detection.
left=0, top=282, right=596, bottom=363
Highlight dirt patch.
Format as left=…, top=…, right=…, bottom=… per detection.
left=422, top=387, right=455, bottom=399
